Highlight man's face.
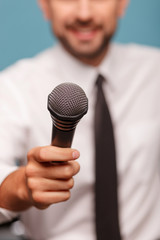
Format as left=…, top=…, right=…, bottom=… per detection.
left=40, top=0, right=127, bottom=63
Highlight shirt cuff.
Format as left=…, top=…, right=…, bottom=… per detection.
left=0, top=165, right=19, bottom=224
left=0, top=208, right=19, bottom=224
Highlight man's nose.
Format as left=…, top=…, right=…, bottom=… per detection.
left=76, top=0, right=92, bottom=21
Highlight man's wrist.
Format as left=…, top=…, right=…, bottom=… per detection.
left=0, top=167, right=32, bottom=211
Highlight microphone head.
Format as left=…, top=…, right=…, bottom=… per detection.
left=48, top=82, right=88, bottom=122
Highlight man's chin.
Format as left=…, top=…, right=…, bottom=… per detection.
left=59, top=35, right=112, bottom=60
left=59, top=36, right=111, bottom=61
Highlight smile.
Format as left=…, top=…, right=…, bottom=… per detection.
left=69, top=28, right=99, bottom=41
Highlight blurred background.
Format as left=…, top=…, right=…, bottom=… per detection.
left=0, top=0, right=160, bottom=71
left=0, top=0, right=160, bottom=239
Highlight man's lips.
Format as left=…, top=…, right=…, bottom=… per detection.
left=68, top=27, right=100, bottom=41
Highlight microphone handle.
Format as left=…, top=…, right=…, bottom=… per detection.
left=51, top=124, right=75, bottom=148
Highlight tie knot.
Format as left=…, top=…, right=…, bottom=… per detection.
left=96, top=74, right=105, bottom=88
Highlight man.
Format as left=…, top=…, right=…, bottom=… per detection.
left=0, top=0, right=160, bottom=239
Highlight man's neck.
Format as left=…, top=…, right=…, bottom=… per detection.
left=62, top=44, right=109, bottom=67
left=77, top=46, right=109, bottom=67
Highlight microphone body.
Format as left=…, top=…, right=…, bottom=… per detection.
left=48, top=82, right=88, bottom=148
left=51, top=126, right=75, bottom=148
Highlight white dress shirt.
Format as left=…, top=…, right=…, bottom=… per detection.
left=0, top=43, right=160, bottom=240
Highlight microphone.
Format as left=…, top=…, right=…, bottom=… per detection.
left=48, top=82, right=88, bottom=148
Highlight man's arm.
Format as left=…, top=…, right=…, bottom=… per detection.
left=0, top=146, right=80, bottom=211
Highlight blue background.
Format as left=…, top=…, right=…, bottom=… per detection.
left=0, top=0, right=160, bottom=71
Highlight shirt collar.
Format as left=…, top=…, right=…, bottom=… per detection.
left=54, top=43, right=118, bottom=94
left=98, top=43, right=118, bottom=91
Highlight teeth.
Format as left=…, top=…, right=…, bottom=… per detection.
left=77, top=30, right=93, bottom=34
left=79, top=31, right=92, bottom=35
left=76, top=28, right=94, bottom=33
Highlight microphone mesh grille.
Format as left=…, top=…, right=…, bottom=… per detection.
left=48, top=83, right=88, bottom=121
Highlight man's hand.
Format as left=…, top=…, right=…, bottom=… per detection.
left=25, top=146, right=80, bottom=209
left=0, top=146, right=80, bottom=211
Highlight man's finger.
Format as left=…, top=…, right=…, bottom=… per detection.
left=27, top=178, right=74, bottom=191
left=28, top=146, right=80, bottom=162
left=32, top=190, right=71, bottom=207
left=26, top=160, right=80, bottom=180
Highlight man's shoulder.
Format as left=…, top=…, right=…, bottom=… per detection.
left=0, top=45, right=59, bottom=81
left=111, top=43, right=160, bottom=77
left=113, top=43, right=160, bottom=64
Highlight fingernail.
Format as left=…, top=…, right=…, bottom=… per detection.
left=72, top=151, right=80, bottom=159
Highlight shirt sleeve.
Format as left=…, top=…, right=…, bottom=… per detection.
left=0, top=70, right=29, bottom=223
left=0, top=208, right=19, bottom=224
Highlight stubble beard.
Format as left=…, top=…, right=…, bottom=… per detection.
left=58, top=33, right=113, bottom=61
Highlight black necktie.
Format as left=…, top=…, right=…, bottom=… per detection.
left=94, top=74, right=121, bottom=239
